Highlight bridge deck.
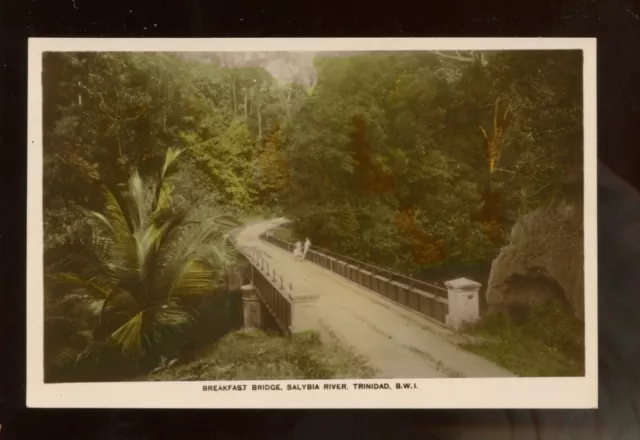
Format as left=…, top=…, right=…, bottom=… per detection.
left=235, top=219, right=514, bottom=379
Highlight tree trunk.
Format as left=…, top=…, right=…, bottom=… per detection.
left=249, top=87, right=254, bottom=116
left=243, top=89, right=248, bottom=121
left=286, top=83, right=293, bottom=118
left=257, top=104, right=263, bottom=141
left=232, top=79, right=237, bottom=116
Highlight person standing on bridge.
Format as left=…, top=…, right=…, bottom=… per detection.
left=303, top=238, right=311, bottom=260
left=293, top=241, right=303, bottom=260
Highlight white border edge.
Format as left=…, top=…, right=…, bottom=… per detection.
left=26, top=37, right=598, bottom=409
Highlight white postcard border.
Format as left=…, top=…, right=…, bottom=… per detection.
left=27, top=37, right=598, bottom=409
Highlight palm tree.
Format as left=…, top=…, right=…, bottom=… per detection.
left=47, top=148, right=239, bottom=374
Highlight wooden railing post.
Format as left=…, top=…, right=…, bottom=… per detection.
left=444, top=278, right=481, bottom=331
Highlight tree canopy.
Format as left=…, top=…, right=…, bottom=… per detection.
left=42, top=49, right=584, bottom=379
left=44, top=48, right=583, bottom=276
left=276, top=51, right=583, bottom=272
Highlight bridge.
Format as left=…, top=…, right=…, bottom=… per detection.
left=229, top=218, right=514, bottom=378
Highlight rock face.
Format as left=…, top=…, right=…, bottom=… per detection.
left=485, top=200, right=584, bottom=322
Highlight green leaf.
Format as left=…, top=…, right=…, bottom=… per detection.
left=109, top=311, right=145, bottom=357
left=170, top=259, right=214, bottom=297
left=161, top=147, right=184, bottom=182
left=127, top=170, right=147, bottom=230
left=50, top=273, right=111, bottom=299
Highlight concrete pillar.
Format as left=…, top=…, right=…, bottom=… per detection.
left=240, top=284, right=263, bottom=330
left=226, top=268, right=243, bottom=292
left=289, top=293, right=320, bottom=334
left=444, top=277, right=481, bottom=331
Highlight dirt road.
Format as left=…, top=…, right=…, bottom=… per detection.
left=235, top=219, right=514, bottom=378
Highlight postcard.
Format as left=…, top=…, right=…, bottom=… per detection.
left=27, top=37, right=597, bottom=408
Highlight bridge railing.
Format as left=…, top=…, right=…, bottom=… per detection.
left=259, top=232, right=450, bottom=325
left=228, top=234, right=292, bottom=334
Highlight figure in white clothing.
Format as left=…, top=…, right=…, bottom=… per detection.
left=293, top=241, right=303, bottom=260
left=302, top=238, right=311, bottom=259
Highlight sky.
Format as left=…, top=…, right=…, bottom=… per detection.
left=180, top=51, right=319, bottom=85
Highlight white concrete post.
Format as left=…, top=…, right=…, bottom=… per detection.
left=226, top=268, right=243, bottom=292
left=444, top=278, right=481, bottom=331
left=240, top=284, right=263, bottom=330
left=288, top=292, right=320, bottom=334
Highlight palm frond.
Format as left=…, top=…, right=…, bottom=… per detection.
left=100, top=288, right=139, bottom=322
left=170, top=213, right=236, bottom=264
left=209, top=243, right=232, bottom=268
left=49, top=230, right=130, bottom=293
left=127, top=170, right=148, bottom=231
left=75, top=341, right=115, bottom=366
left=200, top=206, right=242, bottom=231
left=202, top=236, right=235, bottom=269
left=174, top=225, right=216, bottom=264
left=100, top=185, right=135, bottom=239
left=169, top=258, right=215, bottom=297
left=75, top=205, right=137, bottom=285
left=95, top=288, right=140, bottom=341
left=133, top=223, right=163, bottom=281
left=150, top=208, right=239, bottom=298
left=104, top=241, right=139, bottom=284
left=145, top=304, right=197, bottom=351
left=153, top=182, right=174, bottom=215
left=161, top=147, right=184, bottom=182
left=49, top=273, right=111, bottom=299
left=152, top=305, right=196, bottom=327
left=152, top=148, right=183, bottom=214
left=109, top=311, right=145, bottom=357
left=46, top=147, right=241, bottom=366
left=153, top=205, right=190, bottom=250
left=50, top=346, right=81, bottom=370
left=86, top=210, right=116, bottom=236
left=44, top=316, right=88, bottom=372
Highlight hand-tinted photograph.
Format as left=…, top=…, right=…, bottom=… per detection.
left=28, top=39, right=596, bottom=409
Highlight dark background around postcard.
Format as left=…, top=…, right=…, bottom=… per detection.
left=2, top=0, right=640, bottom=438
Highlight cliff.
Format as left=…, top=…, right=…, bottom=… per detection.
left=485, top=199, right=584, bottom=322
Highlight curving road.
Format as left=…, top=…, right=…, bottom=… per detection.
left=235, top=218, right=514, bottom=378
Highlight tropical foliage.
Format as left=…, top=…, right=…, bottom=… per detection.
left=45, top=148, right=238, bottom=380
left=279, top=51, right=582, bottom=277
left=43, top=50, right=583, bottom=380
